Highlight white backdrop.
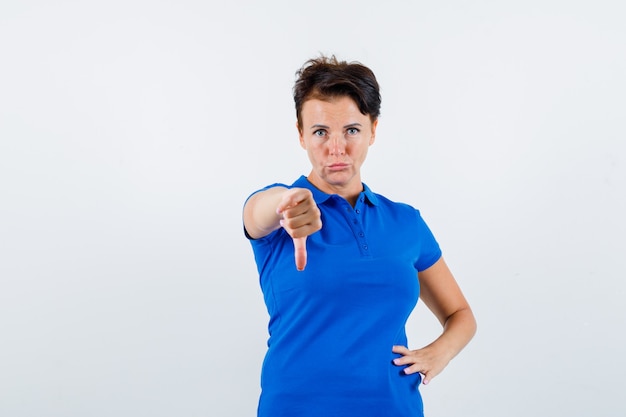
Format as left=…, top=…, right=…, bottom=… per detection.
left=1, top=1, right=625, bottom=416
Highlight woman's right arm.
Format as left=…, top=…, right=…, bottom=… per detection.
left=243, top=186, right=322, bottom=240
left=243, top=186, right=322, bottom=270
left=243, top=186, right=289, bottom=239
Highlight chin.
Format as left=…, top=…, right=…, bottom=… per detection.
left=324, top=173, right=354, bottom=186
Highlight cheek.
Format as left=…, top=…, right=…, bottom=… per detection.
left=311, top=142, right=328, bottom=154
left=307, top=146, right=324, bottom=162
left=351, top=142, right=367, bottom=154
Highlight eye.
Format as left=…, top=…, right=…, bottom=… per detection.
left=346, top=127, right=360, bottom=135
left=313, top=129, right=327, bottom=138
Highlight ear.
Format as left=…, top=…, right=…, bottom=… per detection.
left=369, top=119, right=378, bottom=146
left=297, top=121, right=306, bottom=149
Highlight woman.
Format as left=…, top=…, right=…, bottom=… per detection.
left=243, top=55, right=476, bottom=417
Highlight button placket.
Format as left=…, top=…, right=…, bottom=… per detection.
left=352, top=198, right=370, bottom=256
left=333, top=195, right=370, bottom=256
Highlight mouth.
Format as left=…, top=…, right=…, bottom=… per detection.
left=327, top=163, right=350, bottom=171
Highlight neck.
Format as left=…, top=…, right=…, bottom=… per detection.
left=306, top=173, right=362, bottom=207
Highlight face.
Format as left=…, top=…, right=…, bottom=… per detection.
left=298, top=96, right=377, bottom=199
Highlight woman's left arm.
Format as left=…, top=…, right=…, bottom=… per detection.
left=392, top=257, right=477, bottom=384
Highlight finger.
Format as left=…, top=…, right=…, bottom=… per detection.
left=276, top=189, right=308, bottom=214
left=421, top=367, right=438, bottom=384
left=393, top=356, right=416, bottom=368
left=402, top=364, right=422, bottom=375
left=392, top=345, right=410, bottom=355
left=391, top=346, right=412, bottom=367
left=293, top=236, right=307, bottom=271
left=422, top=373, right=431, bottom=385
left=403, top=362, right=436, bottom=382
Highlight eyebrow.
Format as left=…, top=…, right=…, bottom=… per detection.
left=309, top=123, right=363, bottom=130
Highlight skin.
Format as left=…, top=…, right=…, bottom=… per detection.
left=297, top=96, right=377, bottom=206
left=243, top=95, right=476, bottom=383
left=392, top=258, right=476, bottom=384
left=243, top=96, right=374, bottom=268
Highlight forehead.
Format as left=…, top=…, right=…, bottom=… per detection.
left=301, top=96, right=368, bottom=124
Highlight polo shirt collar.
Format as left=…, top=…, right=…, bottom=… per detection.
left=292, top=175, right=379, bottom=206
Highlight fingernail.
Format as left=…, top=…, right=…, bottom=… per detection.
left=279, top=219, right=284, bottom=227
left=392, top=359, right=400, bottom=365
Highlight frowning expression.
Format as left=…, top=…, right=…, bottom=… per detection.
left=298, top=96, right=377, bottom=198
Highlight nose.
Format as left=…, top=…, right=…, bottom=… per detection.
left=329, top=133, right=346, bottom=156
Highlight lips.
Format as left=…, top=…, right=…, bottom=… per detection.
left=327, top=163, right=349, bottom=171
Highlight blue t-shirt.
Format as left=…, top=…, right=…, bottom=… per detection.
left=246, top=176, right=442, bottom=417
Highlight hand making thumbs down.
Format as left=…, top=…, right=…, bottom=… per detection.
left=276, top=188, right=322, bottom=271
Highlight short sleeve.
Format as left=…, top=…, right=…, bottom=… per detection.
left=413, top=210, right=442, bottom=272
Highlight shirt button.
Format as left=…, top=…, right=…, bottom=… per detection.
left=359, top=232, right=364, bottom=237
left=363, top=245, right=368, bottom=250
left=355, top=209, right=361, bottom=214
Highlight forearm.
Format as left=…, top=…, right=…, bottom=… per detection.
left=391, top=306, right=476, bottom=384
left=243, top=186, right=288, bottom=239
left=427, top=307, right=476, bottom=363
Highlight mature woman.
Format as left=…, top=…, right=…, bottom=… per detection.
left=243, top=55, right=476, bottom=417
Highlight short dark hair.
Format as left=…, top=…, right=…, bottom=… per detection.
left=293, top=55, right=381, bottom=130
